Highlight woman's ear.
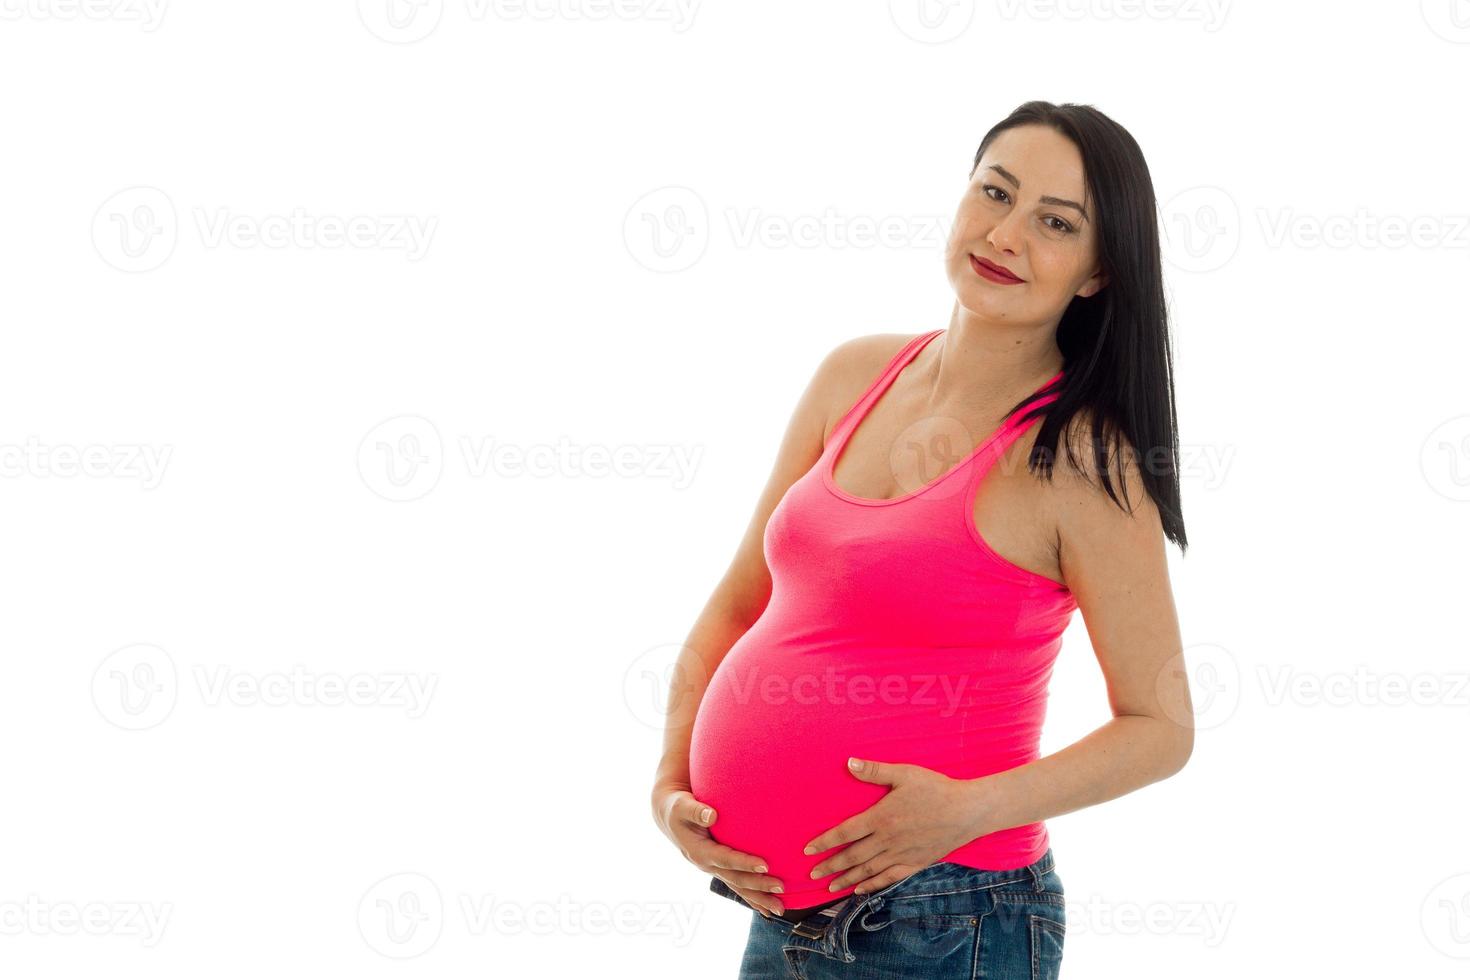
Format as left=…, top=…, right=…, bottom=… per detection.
left=1077, top=270, right=1109, bottom=299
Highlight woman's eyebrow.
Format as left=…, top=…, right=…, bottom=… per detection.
left=985, top=163, right=1089, bottom=220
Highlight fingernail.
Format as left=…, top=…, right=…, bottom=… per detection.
left=754, top=865, right=767, bottom=873
left=803, top=845, right=816, bottom=855
left=771, top=886, right=783, bottom=893
left=810, top=870, right=821, bottom=879
left=699, top=807, right=712, bottom=823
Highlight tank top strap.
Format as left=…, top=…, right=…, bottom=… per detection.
left=964, top=372, right=1066, bottom=485
left=828, top=330, right=944, bottom=444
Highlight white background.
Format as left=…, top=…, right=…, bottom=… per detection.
left=3, top=1, right=1468, bottom=977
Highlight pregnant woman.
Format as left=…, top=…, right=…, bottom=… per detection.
left=651, top=101, right=1193, bottom=979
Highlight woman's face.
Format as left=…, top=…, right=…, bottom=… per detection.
left=944, top=123, right=1108, bottom=326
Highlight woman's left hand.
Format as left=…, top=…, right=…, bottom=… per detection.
left=801, top=757, right=992, bottom=896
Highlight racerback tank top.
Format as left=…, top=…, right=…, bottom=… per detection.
left=688, top=328, right=1077, bottom=911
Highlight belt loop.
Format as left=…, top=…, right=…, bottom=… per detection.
left=1029, top=859, right=1044, bottom=890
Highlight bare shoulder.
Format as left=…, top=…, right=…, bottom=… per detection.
left=1046, top=407, right=1151, bottom=508
left=811, top=331, right=927, bottom=443
left=1046, top=406, right=1169, bottom=591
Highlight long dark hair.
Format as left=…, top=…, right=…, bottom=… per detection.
left=979, top=100, right=1187, bottom=553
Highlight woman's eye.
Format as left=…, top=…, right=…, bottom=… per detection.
left=980, top=185, right=1075, bottom=234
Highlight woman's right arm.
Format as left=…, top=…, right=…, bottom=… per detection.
left=648, top=333, right=903, bottom=915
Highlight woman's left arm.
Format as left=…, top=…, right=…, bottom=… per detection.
left=804, top=439, right=1193, bottom=895
left=965, top=438, right=1194, bottom=838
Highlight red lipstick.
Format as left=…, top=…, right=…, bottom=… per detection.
left=969, top=254, right=1023, bottom=284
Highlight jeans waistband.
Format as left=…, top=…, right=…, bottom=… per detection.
left=709, top=849, right=1057, bottom=963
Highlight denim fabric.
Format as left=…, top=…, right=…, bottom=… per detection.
left=708, top=850, right=1065, bottom=979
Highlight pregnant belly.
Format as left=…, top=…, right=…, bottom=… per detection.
left=689, top=703, right=888, bottom=907
left=686, top=646, right=1001, bottom=909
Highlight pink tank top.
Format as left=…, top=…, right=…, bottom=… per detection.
left=688, top=329, right=1077, bottom=909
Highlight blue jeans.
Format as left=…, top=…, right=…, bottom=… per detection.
left=708, top=850, right=1065, bottom=979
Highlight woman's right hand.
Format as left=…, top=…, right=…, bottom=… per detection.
left=651, top=783, right=787, bottom=917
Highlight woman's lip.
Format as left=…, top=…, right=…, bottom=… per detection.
left=969, top=254, right=1023, bottom=283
